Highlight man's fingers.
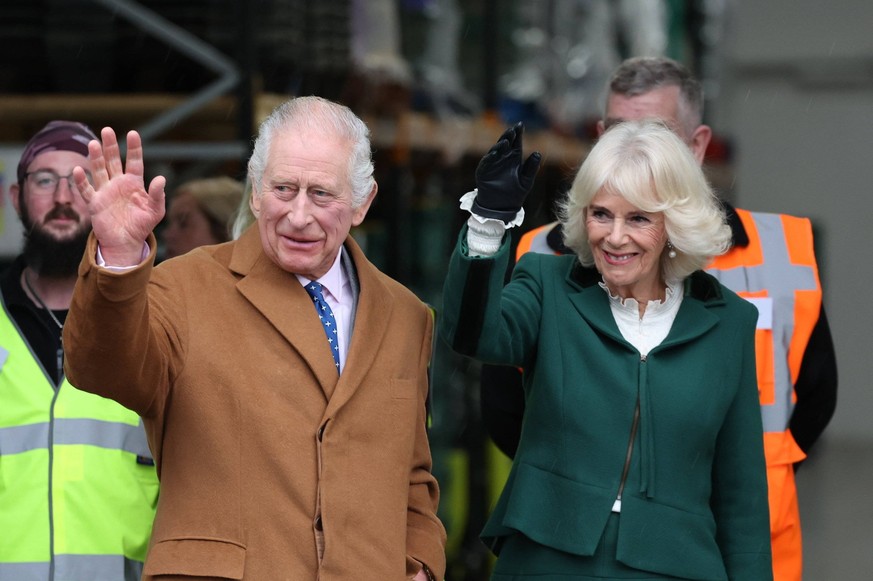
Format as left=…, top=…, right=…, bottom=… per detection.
left=147, top=175, right=167, bottom=220
left=71, top=166, right=94, bottom=203
left=101, top=127, right=124, bottom=178
left=125, top=130, right=145, bottom=178
left=88, top=139, right=109, bottom=189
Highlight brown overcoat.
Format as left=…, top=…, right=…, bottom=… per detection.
left=63, top=226, right=446, bottom=580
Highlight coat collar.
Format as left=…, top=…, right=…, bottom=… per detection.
left=566, top=261, right=726, bottom=350
left=229, top=226, right=395, bottom=409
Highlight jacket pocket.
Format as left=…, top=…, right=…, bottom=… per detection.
left=143, top=538, right=246, bottom=579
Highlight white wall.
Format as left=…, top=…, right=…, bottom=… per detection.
left=720, top=0, right=873, bottom=440
left=718, top=0, right=873, bottom=576
left=0, top=147, right=26, bottom=259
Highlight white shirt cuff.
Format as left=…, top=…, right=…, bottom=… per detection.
left=459, top=190, right=523, bottom=257
left=96, top=242, right=151, bottom=272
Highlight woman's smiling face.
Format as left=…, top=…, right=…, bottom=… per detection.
left=585, top=188, right=669, bottom=302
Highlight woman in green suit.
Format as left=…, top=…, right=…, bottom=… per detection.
left=441, top=120, right=772, bottom=580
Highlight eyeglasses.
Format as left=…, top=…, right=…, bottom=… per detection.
left=25, top=169, right=93, bottom=196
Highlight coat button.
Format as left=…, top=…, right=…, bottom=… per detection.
left=314, top=515, right=323, bottom=531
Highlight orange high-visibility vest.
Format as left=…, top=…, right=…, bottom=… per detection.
left=516, top=223, right=557, bottom=262
left=707, top=208, right=821, bottom=581
left=706, top=209, right=821, bottom=465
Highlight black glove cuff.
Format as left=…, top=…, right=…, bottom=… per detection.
left=471, top=199, right=521, bottom=223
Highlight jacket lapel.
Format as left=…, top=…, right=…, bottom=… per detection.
left=565, top=263, right=726, bottom=350
left=324, top=237, right=394, bottom=416
left=659, top=271, right=725, bottom=348
left=230, top=227, right=338, bottom=399
left=565, top=263, right=629, bottom=346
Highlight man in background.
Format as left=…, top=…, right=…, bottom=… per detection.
left=0, top=120, right=158, bottom=579
left=482, top=56, right=838, bottom=581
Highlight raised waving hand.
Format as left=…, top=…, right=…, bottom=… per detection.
left=471, top=122, right=542, bottom=222
left=73, top=128, right=166, bottom=266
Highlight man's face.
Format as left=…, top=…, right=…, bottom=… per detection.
left=251, top=127, right=376, bottom=280
left=599, top=85, right=710, bottom=164
left=14, top=149, right=92, bottom=240
left=12, top=150, right=93, bottom=276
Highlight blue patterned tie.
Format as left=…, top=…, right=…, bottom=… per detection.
left=304, top=282, right=340, bottom=373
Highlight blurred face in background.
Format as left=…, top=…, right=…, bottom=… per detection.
left=162, top=192, right=222, bottom=259
left=598, top=85, right=711, bottom=164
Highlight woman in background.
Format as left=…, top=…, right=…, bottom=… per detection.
left=162, top=176, right=244, bottom=259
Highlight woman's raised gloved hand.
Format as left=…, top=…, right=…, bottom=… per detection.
left=471, top=122, right=542, bottom=223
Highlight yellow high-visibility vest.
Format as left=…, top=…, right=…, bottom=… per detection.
left=0, top=304, right=159, bottom=580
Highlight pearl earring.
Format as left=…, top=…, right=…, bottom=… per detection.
left=667, top=240, right=677, bottom=259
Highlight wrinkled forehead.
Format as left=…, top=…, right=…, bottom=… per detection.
left=604, top=87, right=686, bottom=136
left=266, top=130, right=352, bottom=178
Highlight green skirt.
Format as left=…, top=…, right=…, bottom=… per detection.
left=491, top=513, right=691, bottom=580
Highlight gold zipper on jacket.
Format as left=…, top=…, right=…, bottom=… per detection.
left=615, top=355, right=645, bottom=509
left=616, top=397, right=641, bottom=508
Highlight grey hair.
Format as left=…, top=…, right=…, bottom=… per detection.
left=605, top=56, right=704, bottom=137
left=559, top=120, right=730, bottom=282
left=247, top=96, right=375, bottom=208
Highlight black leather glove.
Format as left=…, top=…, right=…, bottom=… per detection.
left=472, top=122, right=542, bottom=222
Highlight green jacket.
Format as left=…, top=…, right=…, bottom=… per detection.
left=440, top=230, right=772, bottom=580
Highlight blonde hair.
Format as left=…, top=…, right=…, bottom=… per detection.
left=559, top=120, right=730, bottom=281
left=174, top=176, right=246, bottom=242
left=231, top=175, right=255, bottom=239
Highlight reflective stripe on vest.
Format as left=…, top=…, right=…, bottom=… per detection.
left=706, top=209, right=821, bottom=462
left=0, top=303, right=158, bottom=580
left=516, top=222, right=559, bottom=261
left=0, top=554, right=143, bottom=581
left=0, top=417, right=150, bottom=456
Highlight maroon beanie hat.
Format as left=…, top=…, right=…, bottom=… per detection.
left=17, top=120, right=98, bottom=186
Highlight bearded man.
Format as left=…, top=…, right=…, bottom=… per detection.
left=0, top=121, right=159, bottom=580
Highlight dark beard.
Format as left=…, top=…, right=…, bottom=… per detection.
left=21, top=205, right=90, bottom=278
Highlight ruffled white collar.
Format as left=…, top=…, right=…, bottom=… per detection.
left=598, top=280, right=682, bottom=318
left=598, top=280, right=684, bottom=356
